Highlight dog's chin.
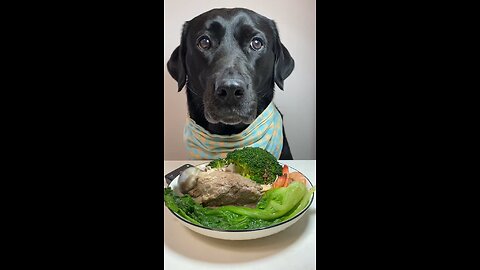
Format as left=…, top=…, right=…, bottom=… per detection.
left=205, top=111, right=256, bottom=126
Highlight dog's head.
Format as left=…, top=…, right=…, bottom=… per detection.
left=167, top=8, right=294, bottom=126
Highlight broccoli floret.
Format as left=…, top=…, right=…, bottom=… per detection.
left=225, top=147, right=282, bottom=184
left=208, top=158, right=229, bottom=169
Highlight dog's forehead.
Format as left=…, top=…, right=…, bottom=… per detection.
left=189, top=9, right=272, bottom=35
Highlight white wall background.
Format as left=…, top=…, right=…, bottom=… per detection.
left=164, top=0, right=316, bottom=160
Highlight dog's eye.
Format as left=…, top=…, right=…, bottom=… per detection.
left=250, top=38, right=264, bottom=51
left=197, top=36, right=211, bottom=50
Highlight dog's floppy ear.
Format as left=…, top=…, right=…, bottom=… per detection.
left=271, top=21, right=295, bottom=90
left=167, top=22, right=189, bottom=92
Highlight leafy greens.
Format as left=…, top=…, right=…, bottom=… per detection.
left=164, top=181, right=315, bottom=230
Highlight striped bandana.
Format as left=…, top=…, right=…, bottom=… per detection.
left=184, top=102, right=284, bottom=160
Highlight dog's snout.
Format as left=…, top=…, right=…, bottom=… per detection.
left=215, top=79, right=246, bottom=102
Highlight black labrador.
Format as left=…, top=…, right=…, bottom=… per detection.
left=167, top=8, right=295, bottom=159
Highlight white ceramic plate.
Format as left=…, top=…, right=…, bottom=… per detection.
left=164, top=163, right=315, bottom=240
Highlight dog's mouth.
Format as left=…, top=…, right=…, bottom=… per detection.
left=204, top=105, right=257, bottom=125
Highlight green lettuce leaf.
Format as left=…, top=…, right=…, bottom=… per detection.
left=164, top=181, right=314, bottom=230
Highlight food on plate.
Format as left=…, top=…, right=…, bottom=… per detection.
left=164, top=181, right=315, bottom=230
left=221, top=181, right=307, bottom=220
left=288, top=172, right=307, bottom=185
left=282, top=164, right=289, bottom=176
left=208, top=147, right=283, bottom=184
left=186, top=170, right=263, bottom=207
left=207, top=158, right=229, bottom=169
left=164, top=147, right=316, bottom=231
left=272, top=174, right=287, bottom=188
left=272, top=165, right=308, bottom=188
left=176, top=167, right=201, bottom=194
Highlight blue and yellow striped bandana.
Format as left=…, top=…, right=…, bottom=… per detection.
left=184, top=102, right=284, bottom=160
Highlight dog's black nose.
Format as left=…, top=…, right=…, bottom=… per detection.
left=215, top=79, right=246, bottom=102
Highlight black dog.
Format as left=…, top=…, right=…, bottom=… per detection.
left=167, top=8, right=295, bottom=159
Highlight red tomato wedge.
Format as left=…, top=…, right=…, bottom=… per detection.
left=283, top=177, right=292, bottom=187
left=282, top=165, right=289, bottom=177
left=273, top=174, right=287, bottom=188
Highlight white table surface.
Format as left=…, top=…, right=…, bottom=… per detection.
left=163, top=160, right=317, bottom=270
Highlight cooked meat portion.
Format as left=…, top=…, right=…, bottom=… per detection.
left=187, top=171, right=263, bottom=207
